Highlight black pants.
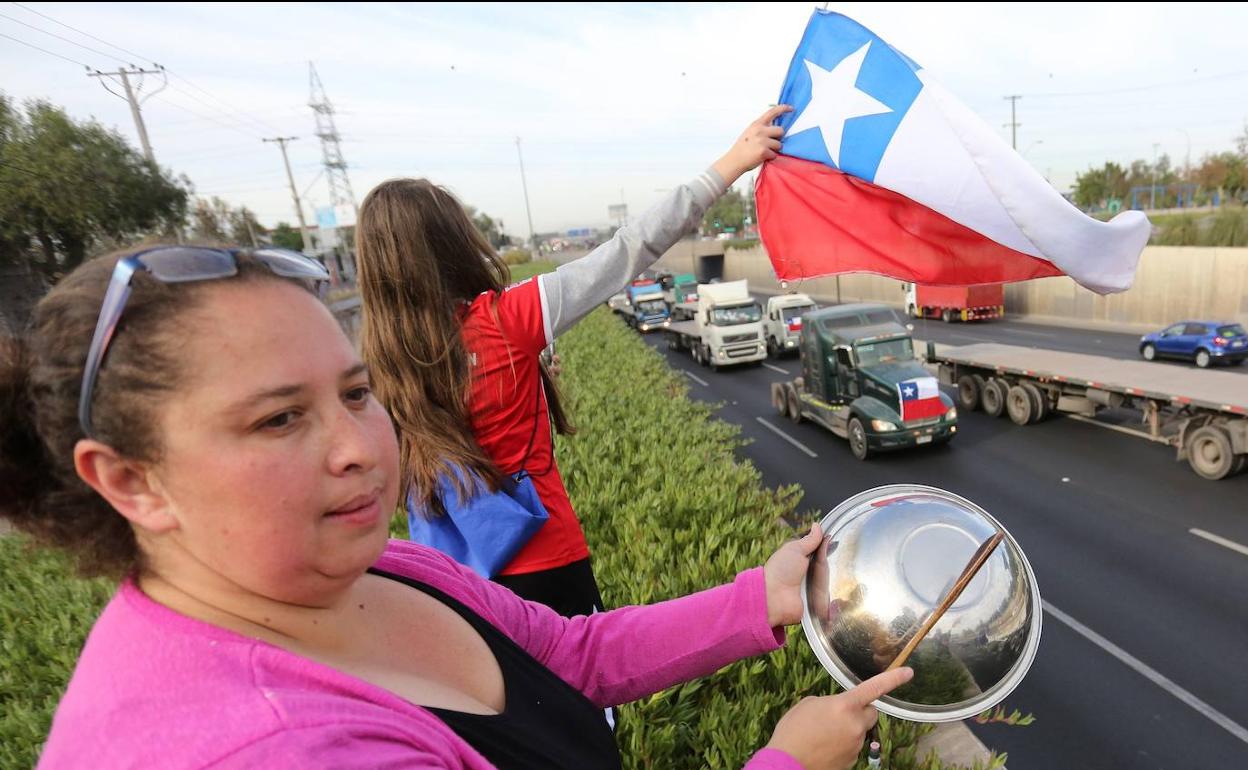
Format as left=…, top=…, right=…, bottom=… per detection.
left=492, top=557, right=605, bottom=618
left=494, top=557, right=618, bottom=731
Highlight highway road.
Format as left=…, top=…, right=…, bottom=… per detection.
left=635, top=314, right=1248, bottom=769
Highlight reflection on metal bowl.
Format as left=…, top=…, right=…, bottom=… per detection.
left=801, top=484, right=1042, bottom=722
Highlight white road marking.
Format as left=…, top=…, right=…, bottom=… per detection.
left=763, top=362, right=791, bottom=375
left=1005, top=328, right=1056, bottom=338
left=1043, top=601, right=1248, bottom=746
left=1189, top=528, right=1248, bottom=557
left=681, top=370, right=709, bottom=387
left=754, top=417, right=818, bottom=458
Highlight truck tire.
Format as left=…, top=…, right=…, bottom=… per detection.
left=1231, top=454, right=1247, bottom=476
left=848, top=417, right=870, bottom=460
left=1006, top=385, right=1035, bottom=425
left=981, top=379, right=1008, bottom=418
left=767, top=336, right=778, bottom=358
left=941, top=308, right=954, bottom=323
left=1187, top=425, right=1235, bottom=480
left=956, top=375, right=981, bottom=411
left=908, top=304, right=919, bottom=318
left=786, top=387, right=803, bottom=425
left=1021, top=382, right=1049, bottom=422
left=771, top=383, right=787, bottom=416
left=1195, top=349, right=1211, bottom=368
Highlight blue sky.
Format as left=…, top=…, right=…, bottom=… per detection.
left=2, top=2, right=1246, bottom=236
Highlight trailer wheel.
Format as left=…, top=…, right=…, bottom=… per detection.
left=1232, top=454, right=1248, bottom=476
left=941, top=308, right=955, bottom=323
left=1187, top=426, right=1235, bottom=480
left=1021, top=382, right=1049, bottom=422
left=848, top=417, right=870, bottom=460
left=667, top=334, right=678, bottom=351
left=1006, top=385, right=1035, bottom=425
left=981, top=379, right=1008, bottom=418
left=956, top=375, right=981, bottom=411
left=786, top=386, right=803, bottom=425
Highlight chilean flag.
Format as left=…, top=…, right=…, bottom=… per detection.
left=757, top=11, right=1150, bottom=295
left=898, top=376, right=945, bottom=422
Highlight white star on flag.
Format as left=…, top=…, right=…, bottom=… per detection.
left=785, top=42, right=893, bottom=167
left=903, top=386, right=915, bottom=397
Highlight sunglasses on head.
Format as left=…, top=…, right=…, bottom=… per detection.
left=77, top=246, right=332, bottom=438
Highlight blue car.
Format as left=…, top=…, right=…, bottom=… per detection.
left=1139, top=321, right=1248, bottom=368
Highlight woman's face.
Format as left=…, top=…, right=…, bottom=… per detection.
left=146, top=279, right=400, bottom=604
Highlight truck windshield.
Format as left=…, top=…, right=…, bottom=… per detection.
left=781, top=305, right=815, bottom=323
left=638, top=299, right=667, bottom=315
left=710, top=303, right=762, bottom=326
left=854, top=338, right=914, bottom=366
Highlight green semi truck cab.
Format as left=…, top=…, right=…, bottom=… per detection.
left=770, top=304, right=958, bottom=460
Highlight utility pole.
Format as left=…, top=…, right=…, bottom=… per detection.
left=515, top=137, right=537, bottom=252
left=263, top=137, right=310, bottom=251
left=88, top=66, right=166, bottom=164
left=1151, top=143, right=1160, bottom=210
left=1003, top=94, right=1022, bottom=150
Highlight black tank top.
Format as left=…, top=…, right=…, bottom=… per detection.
left=369, top=568, right=621, bottom=770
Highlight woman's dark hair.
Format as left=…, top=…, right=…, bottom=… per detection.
left=0, top=247, right=315, bottom=578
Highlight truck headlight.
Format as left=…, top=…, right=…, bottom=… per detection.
left=871, top=419, right=898, bottom=432
left=946, top=407, right=958, bottom=421
left=639, top=323, right=649, bottom=331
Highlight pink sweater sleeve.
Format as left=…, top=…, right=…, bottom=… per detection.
left=470, top=564, right=786, bottom=707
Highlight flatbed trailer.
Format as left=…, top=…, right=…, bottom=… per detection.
left=927, top=342, right=1248, bottom=480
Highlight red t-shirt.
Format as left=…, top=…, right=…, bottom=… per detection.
left=459, top=277, right=590, bottom=575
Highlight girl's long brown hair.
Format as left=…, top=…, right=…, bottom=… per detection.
left=355, top=178, right=572, bottom=517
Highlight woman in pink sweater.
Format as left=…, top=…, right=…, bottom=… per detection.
left=1, top=246, right=911, bottom=769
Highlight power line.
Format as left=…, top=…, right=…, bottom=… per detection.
left=6, top=3, right=287, bottom=137
left=10, top=1, right=149, bottom=62
left=0, top=9, right=128, bottom=65
left=1025, top=68, right=1248, bottom=99
left=0, top=30, right=89, bottom=68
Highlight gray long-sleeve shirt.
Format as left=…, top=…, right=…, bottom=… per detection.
left=535, top=168, right=727, bottom=343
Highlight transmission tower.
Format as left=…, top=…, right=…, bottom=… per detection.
left=308, top=62, right=357, bottom=216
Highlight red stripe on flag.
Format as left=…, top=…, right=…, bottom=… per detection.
left=902, top=397, right=946, bottom=422
left=757, top=155, right=1065, bottom=285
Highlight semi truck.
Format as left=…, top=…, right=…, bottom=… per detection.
left=927, top=342, right=1248, bottom=480
left=904, top=282, right=1005, bottom=323
left=625, top=279, right=671, bottom=332
left=771, top=304, right=958, bottom=460
left=661, top=272, right=699, bottom=307
left=761, top=293, right=817, bottom=358
left=664, top=279, right=766, bottom=369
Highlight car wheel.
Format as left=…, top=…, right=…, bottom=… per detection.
left=1141, top=343, right=1156, bottom=361
left=1187, top=425, right=1234, bottom=480
left=981, top=379, right=1008, bottom=418
left=956, top=375, right=981, bottom=411
left=1195, top=349, right=1211, bottom=368
left=848, top=417, right=870, bottom=460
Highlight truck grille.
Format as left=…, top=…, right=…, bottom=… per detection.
left=724, top=332, right=758, bottom=344
left=726, top=344, right=760, bottom=358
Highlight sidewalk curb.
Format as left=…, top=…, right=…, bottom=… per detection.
left=915, top=721, right=1002, bottom=769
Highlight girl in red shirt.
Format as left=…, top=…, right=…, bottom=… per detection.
left=355, top=106, right=789, bottom=617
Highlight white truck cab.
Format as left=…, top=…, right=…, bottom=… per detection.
left=762, top=293, right=817, bottom=358
left=695, top=280, right=766, bottom=368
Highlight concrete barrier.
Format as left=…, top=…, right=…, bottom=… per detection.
left=708, top=244, right=1248, bottom=332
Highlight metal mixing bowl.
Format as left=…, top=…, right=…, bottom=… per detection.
left=800, top=484, right=1042, bottom=722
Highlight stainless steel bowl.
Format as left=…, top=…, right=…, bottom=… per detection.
left=800, top=484, right=1042, bottom=722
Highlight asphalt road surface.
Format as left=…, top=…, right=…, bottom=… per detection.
left=633, top=315, right=1248, bottom=770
